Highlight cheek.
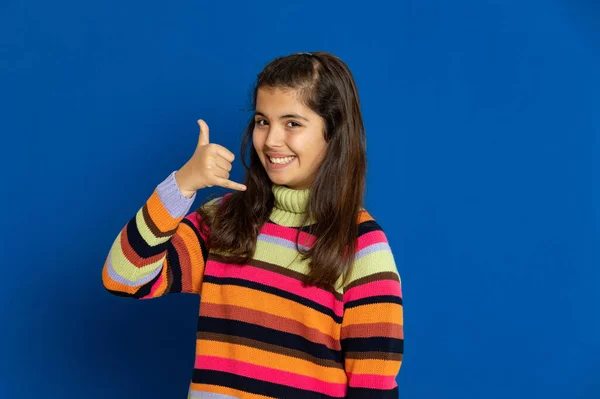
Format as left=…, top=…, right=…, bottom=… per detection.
left=286, top=136, right=306, bottom=156
left=252, top=129, right=263, bottom=151
left=303, top=137, right=327, bottom=161
left=311, top=142, right=328, bottom=167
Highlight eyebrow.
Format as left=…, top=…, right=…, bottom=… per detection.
left=254, top=111, right=309, bottom=122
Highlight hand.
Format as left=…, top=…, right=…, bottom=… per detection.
left=175, top=119, right=247, bottom=198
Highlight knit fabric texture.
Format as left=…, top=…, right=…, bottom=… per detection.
left=102, top=171, right=404, bottom=398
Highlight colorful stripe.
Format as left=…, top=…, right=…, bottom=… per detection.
left=103, top=171, right=403, bottom=397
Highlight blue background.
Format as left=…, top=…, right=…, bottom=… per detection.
left=1, top=0, right=598, bottom=398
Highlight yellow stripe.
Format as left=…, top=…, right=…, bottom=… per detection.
left=252, top=238, right=346, bottom=295
left=136, top=208, right=172, bottom=246
left=102, top=260, right=137, bottom=294
left=252, top=239, right=312, bottom=274
left=345, top=249, right=398, bottom=284
left=109, top=232, right=164, bottom=281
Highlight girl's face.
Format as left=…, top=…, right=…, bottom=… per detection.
left=253, top=86, right=328, bottom=190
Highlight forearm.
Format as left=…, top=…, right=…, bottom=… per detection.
left=102, top=171, right=206, bottom=298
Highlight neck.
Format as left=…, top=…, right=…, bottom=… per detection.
left=270, top=184, right=315, bottom=227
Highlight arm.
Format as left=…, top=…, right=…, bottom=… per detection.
left=101, top=171, right=216, bottom=299
left=341, top=218, right=404, bottom=398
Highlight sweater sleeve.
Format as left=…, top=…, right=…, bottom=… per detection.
left=102, top=171, right=218, bottom=299
left=341, top=215, right=404, bottom=398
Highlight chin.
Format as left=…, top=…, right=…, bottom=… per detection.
left=268, top=175, right=291, bottom=186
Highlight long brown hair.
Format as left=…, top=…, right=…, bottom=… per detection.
left=197, top=51, right=367, bottom=289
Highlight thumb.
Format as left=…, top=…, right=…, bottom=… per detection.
left=197, top=119, right=210, bottom=146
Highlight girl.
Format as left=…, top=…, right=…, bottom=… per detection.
left=102, top=51, right=403, bottom=398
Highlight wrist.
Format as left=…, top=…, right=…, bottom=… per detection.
left=174, top=168, right=197, bottom=198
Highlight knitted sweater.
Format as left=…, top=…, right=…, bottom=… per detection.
left=102, top=171, right=404, bottom=398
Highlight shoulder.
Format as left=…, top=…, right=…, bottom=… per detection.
left=342, top=209, right=400, bottom=291
left=355, top=209, right=390, bottom=246
left=356, top=208, right=383, bottom=235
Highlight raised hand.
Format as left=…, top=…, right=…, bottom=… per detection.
left=175, top=119, right=247, bottom=198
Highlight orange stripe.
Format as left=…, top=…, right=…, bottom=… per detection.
left=202, top=283, right=341, bottom=339
left=102, top=260, right=138, bottom=294
left=170, top=234, right=192, bottom=293
left=195, top=339, right=347, bottom=383
left=189, top=383, right=274, bottom=399
left=146, top=190, right=184, bottom=233
left=357, top=211, right=374, bottom=224
left=343, top=303, right=403, bottom=325
left=174, top=222, right=205, bottom=293
left=345, top=358, right=401, bottom=375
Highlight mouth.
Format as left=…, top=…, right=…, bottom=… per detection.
left=266, top=155, right=297, bottom=169
left=268, top=155, right=296, bottom=165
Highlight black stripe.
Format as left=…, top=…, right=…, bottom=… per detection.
left=127, top=212, right=208, bottom=260
left=357, top=219, right=383, bottom=237
left=126, top=215, right=169, bottom=258
left=203, top=275, right=343, bottom=323
left=345, top=295, right=403, bottom=309
left=134, top=269, right=161, bottom=298
left=299, top=223, right=318, bottom=235
left=165, top=242, right=182, bottom=293
left=342, top=337, right=404, bottom=354
left=181, top=217, right=208, bottom=261
left=346, top=386, right=399, bottom=399
left=198, top=316, right=342, bottom=363
left=121, top=214, right=207, bottom=296
left=192, top=369, right=340, bottom=399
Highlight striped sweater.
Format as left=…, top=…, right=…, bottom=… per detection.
left=102, top=171, right=404, bottom=398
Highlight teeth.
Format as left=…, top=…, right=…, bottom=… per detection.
left=269, top=156, right=295, bottom=164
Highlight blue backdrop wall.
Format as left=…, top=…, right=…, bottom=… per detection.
left=1, top=0, right=598, bottom=398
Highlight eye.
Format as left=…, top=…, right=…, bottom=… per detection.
left=255, top=119, right=268, bottom=126
left=287, top=121, right=302, bottom=128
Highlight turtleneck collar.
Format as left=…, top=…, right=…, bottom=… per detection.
left=270, top=184, right=315, bottom=227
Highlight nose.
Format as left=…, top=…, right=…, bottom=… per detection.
left=264, top=125, right=285, bottom=149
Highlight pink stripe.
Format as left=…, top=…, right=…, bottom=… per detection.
left=356, top=230, right=388, bottom=251
left=205, top=261, right=343, bottom=317
left=261, top=222, right=317, bottom=247
left=195, top=355, right=347, bottom=397
left=185, top=213, right=208, bottom=241
left=185, top=212, right=201, bottom=230
left=141, top=273, right=163, bottom=299
left=344, top=280, right=401, bottom=303
left=347, top=372, right=397, bottom=389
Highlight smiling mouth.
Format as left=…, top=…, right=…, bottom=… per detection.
left=268, top=156, right=296, bottom=165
